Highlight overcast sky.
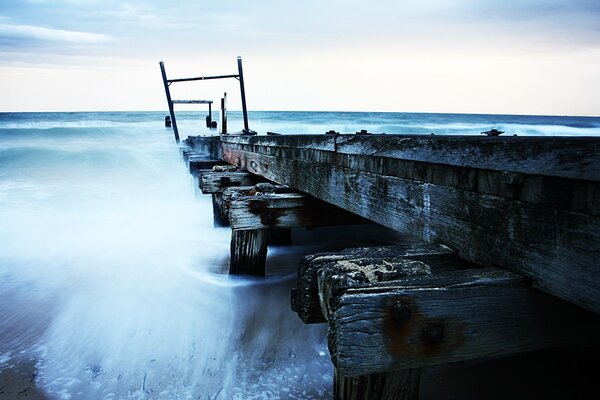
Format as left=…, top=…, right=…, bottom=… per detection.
left=0, top=0, right=599, bottom=115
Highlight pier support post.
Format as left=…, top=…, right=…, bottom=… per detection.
left=212, top=193, right=229, bottom=227
left=230, top=229, right=269, bottom=276
left=334, top=368, right=421, bottom=400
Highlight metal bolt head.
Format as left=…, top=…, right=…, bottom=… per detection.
left=421, top=322, right=445, bottom=345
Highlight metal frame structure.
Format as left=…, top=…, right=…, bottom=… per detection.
left=159, top=57, right=250, bottom=143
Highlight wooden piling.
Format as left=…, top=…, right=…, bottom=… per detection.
left=230, top=229, right=269, bottom=276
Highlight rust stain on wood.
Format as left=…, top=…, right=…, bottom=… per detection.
left=382, top=297, right=465, bottom=359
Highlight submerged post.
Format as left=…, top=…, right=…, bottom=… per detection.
left=237, top=57, right=250, bottom=132
left=159, top=61, right=180, bottom=143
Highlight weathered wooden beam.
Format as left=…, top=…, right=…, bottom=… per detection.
left=222, top=184, right=295, bottom=223
left=230, top=229, right=269, bottom=276
left=323, top=267, right=600, bottom=376
left=183, top=135, right=222, bottom=159
left=221, top=146, right=600, bottom=315
left=200, top=171, right=259, bottom=194
left=220, top=134, right=600, bottom=183
left=229, top=192, right=368, bottom=230
left=292, top=243, right=461, bottom=324
left=188, top=156, right=229, bottom=171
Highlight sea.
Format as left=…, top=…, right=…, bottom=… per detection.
left=1, top=110, right=599, bottom=400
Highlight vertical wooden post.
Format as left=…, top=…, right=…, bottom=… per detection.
left=334, top=368, right=421, bottom=400
left=237, top=57, right=250, bottom=133
left=221, top=92, right=227, bottom=135
left=159, top=61, right=180, bottom=143
left=212, top=193, right=229, bottom=227
left=230, top=229, right=269, bottom=276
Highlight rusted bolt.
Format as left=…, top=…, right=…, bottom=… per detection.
left=421, top=322, right=445, bottom=345
left=391, top=301, right=411, bottom=325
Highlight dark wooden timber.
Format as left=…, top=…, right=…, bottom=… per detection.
left=292, top=243, right=460, bottom=324
left=200, top=172, right=260, bottom=194
left=230, top=229, right=268, bottom=275
left=324, top=267, right=600, bottom=376
left=220, top=134, right=600, bottom=314
left=201, top=172, right=263, bottom=227
left=184, top=136, right=222, bottom=159
left=229, top=192, right=369, bottom=230
left=187, top=156, right=229, bottom=171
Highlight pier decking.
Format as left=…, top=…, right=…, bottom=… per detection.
left=183, top=132, right=600, bottom=399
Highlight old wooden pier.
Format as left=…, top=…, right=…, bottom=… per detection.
left=160, top=58, right=599, bottom=398
left=182, top=132, right=600, bottom=399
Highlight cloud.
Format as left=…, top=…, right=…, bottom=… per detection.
left=0, top=23, right=110, bottom=43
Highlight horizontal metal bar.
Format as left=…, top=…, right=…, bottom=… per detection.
left=167, top=74, right=239, bottom=83
left=172, top=100, right=213, bottom=104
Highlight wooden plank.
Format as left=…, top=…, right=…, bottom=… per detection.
left=221, top=134, right=600, bottom=182
left=292, top=243, right=461, bottom=324
left=183, top=136, right=222, bottom=159
left=229, top=192, right=368, bottom=230
left=317, top=258, right=431, bottom=321
left=324, top=267, right=600, bottom=376
left=222, top=139, right=600, bottom=215
left=200, top=171, right=260, bottom=194
left=188, top=156, right=229, bottom=171
left=222, top=147, right=600, bottom=314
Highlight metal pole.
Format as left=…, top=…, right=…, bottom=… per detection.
left=237, top=56, right=249, bottom=132
left=159, top=61, right=180, bottom=143
left=221, top=92, right=227, bottom=135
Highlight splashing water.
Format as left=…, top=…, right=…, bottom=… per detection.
left=0, top=112, right=335, bottom=399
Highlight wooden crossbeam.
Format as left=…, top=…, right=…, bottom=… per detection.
left=229, top=192, right=368, bottom=230
left=187, top=156, right=229, bottom=171
left=292, top=243, right=461, bottom=324
left=200, top=171, right=261, bottom=194
left=322, top=267, right=600, bottom=376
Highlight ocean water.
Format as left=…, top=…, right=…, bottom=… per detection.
left=0, top=110, right=599, bottom=400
